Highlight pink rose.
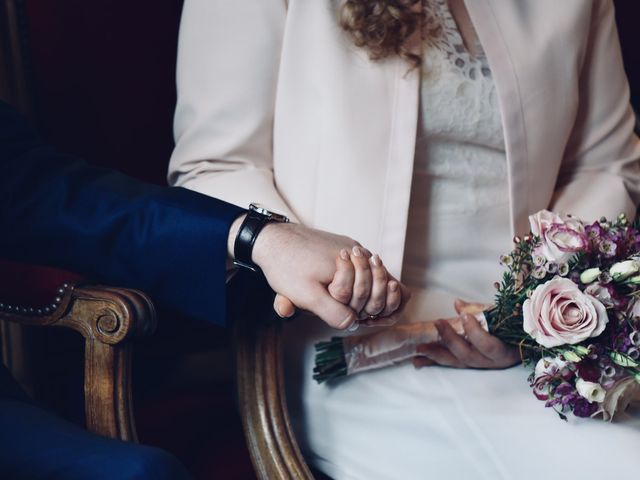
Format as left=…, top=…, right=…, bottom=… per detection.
left=529, top=210, right=565, bottom=237
left=523, top=277, right=608, bottom=348
left=528, top=210, right=587, bottom=264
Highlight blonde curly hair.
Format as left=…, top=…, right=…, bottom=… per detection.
left=338, top=0, right=424, bottom=66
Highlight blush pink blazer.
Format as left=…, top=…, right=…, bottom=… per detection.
left=169, top=0, right=640, bottom=278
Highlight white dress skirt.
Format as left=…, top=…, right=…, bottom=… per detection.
left=282, top=2, right=640, bottom=478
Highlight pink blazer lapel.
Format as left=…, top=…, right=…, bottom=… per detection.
left=465, top=0, right=530, bottom=236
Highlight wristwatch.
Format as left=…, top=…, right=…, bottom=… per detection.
left=233, top=203, right=289, bottom=272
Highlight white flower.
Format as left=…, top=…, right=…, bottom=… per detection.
left=629, top=299, right=640, bottom=321
left=584, top=283, right=614, bottom=308
left=576, top=378, right=606, bottom=403
left=532, top=357, right=569, bottom=399
left=609, top=260, right=640, bottom=282
left=580, top=268, right=601, bottom=284
left=534, top=357, right=568, bottom=380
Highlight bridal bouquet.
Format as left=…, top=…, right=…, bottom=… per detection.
left=314, top=210, right=640, bottom=420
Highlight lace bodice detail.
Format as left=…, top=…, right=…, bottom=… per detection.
left=402, top=0, right=511, bottom=298
left=415, top=0, right=506, bottom=216
left=423, top=0, right=491, bottom=81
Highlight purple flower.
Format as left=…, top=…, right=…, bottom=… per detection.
left=554, top=382, right=575, bottom=396
left=585, top=222, right=604, bottom=240
left=573, top=398, right=598, bottom=417
left=598, top=239, right=617, bottom=258
left=576, top=359, right=601, bottom=383
left=545, top=397, right=562, bottom=408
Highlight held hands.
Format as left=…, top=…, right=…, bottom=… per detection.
left=275, top=246, right=407, bottom=328
left=413, top=299, right=520, bottom=369
left=327, top=247, right=406, bottom=328
left=248, top=221, right=409, bottom=330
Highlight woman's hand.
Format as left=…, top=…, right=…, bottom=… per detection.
left=413, top=299, right=519, bottom=369
left=413, top=315, right=520, bottom=369
left=327, top=248, right=409, bottom=328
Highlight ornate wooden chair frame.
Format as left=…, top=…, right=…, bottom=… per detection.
left=0, top=283, right=156, bottom=441
left=235, top=316, right=315, bottom=480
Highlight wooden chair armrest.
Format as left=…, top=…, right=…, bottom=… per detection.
left=0, top=282, right=157, bottom=441
left=235, top=313, right=314, bottom=480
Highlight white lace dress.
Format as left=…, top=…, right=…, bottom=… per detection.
left=282, top=2, right=640, bottom=479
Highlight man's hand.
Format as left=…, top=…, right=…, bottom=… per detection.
left=272, top=247, right=408, bottom=328
left=228, top=215, right=408, bottom=329
left=253, top=221, right=363, bottom=329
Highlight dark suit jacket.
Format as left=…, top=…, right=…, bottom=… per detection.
left=0, top=104, right=247, bottom=478
left=0, top=101, right=245, bottom=327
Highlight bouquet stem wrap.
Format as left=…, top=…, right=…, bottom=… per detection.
left=314, top=313, right=486, bottom=382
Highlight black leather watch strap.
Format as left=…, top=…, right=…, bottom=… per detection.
left=233, top=209, right=270, bottom=272
left=233, top=204, right=289, bottom=272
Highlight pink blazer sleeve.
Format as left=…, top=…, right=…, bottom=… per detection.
left=551, top=0, right=640, bottom=221
left=168, top=0, right=297, bottom=219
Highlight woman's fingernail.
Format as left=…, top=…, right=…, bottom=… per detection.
left=340, top=248, right=350, bottom=261
left=389, top=281, right=398, bottom=292
left=347, top=321, right=360, bottom=332
left=352, top=246, right=362, bottom=257
left=370, top=254, right=382, bottom=267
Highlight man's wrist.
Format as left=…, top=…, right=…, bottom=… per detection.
left=250, top=221, right=285, bottom=269
left=231, top=204, right=289, bottom=271
left=227, top=213, right=287, bottom=268
left=227, top=213, right=247, bottom=259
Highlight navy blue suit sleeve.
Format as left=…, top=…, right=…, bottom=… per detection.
left=0, top=102, right=245, bottom=325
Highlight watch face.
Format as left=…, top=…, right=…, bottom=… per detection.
left=249, top=203, right=289, bottom=222
left=249, top=203, right=271, bottom=216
